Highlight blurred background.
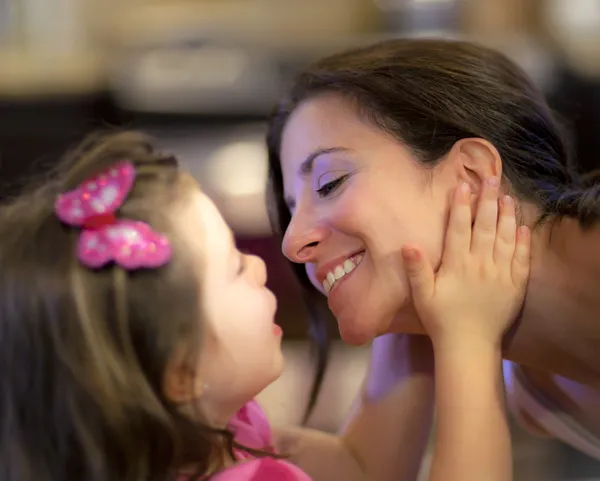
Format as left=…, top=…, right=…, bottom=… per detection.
left=1, top=0, right=599, bottom=479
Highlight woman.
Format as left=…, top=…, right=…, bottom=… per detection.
left=266, top=38, right=600, bottom=460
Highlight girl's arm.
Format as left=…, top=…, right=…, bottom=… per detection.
left=430, top=340, right=510, bottom=480
left=274, top=333, right=435, bottom=481
left=402, top=179, right=530, bottom=481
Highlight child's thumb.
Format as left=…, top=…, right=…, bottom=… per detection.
left=401, top=245, right=434, bottom=302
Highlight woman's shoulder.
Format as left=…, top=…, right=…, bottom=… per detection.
left=504, top=361, right=600, bottom=461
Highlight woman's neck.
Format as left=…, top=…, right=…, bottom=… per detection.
left=503, top=215, right=600, bottom=387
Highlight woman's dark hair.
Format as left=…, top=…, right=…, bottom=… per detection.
left=266, top=38, right=600, bottom=418
left=0, top=132, right=255, bottom=481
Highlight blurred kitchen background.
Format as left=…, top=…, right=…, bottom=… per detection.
left=1, top=0, right=599, bottom=479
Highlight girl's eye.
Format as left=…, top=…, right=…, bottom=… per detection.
left=316, top=175, right=348, bottom=198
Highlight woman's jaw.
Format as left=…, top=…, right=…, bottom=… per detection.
left=307, top=248, right=427, bottom=345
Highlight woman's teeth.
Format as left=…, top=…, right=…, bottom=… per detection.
left=322, top=254, right=363, bottom=293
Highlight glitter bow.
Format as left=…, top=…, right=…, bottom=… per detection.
left=54, top=161, right=172, bottom=269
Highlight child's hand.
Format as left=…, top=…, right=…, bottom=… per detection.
left=401, top=178, right=531, bottom=348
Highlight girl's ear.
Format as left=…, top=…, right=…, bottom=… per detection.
left=162, top=346, right=206, bottom=404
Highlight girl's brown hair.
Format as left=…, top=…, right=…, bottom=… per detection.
left=0, top=132, right=235, bottom=480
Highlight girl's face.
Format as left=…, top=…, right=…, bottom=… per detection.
left=279, top=94, right=460, bottom=345
left=164, top=188, right=283, bottom=425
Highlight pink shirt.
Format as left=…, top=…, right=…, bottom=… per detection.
left=192, top=400, right=312, bottom=480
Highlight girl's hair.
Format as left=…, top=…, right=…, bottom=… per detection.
left=0, top=132, right=233, bottom=481
left=266, top=38, right=600, bottom=418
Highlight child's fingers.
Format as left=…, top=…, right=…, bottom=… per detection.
left=402, top=245, right=434, bottom=303
left=511, top=226, right=531, bottom=286
left=470, top=177, right=500, bottom=257
left=442, top=183, right=472, bottom=268
left=493, top=195, right=517, bottom=267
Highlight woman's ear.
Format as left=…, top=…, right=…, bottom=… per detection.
left=450, top=138, right=502, bottom=189
left=446, top=138, right=503, bottom=215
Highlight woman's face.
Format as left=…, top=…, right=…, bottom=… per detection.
left=279, top=94, right=457, bottom=344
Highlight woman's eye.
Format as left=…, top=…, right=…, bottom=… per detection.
left=316, top=175, right=348, bottom=198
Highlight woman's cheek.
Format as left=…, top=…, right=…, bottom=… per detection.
left=425, top=223, right=447, bottom=272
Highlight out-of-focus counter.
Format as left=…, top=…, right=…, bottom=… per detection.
left=0, top=0, right=378, bottom=98
left=0, top=49, right=106, bottom=97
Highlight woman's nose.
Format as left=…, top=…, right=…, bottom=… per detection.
left=281, top=215, right=328, bottom=263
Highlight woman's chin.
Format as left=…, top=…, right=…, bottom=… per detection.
left=338, top=327, right=374, bottom=346
left=336, top=312, right=390, bottom=346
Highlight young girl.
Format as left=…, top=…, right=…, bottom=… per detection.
left=0, top=131, right=530, bottom=481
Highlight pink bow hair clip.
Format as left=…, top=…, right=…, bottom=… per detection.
left=54, top=161, right=172, bottom=270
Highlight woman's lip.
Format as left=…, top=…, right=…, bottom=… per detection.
left=325, top=251, right=364, bottom=296
left=315, top=249, right=366, bottom=284
left=326, top=258, right=362, bottom=314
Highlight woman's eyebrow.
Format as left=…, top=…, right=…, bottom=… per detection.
left=298, top=146, right=353, bottom=177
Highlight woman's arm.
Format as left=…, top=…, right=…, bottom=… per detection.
left=274, top=333, right=435, bottom=481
